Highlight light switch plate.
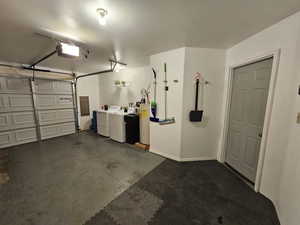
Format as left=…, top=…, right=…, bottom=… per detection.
left=297, top=113, right=300, bottom=124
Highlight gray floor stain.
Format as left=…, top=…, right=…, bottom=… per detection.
left=106, top=161, right=121, bottom=170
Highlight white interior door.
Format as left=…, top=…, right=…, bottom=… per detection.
left=226, top=58, right=273, bottom=182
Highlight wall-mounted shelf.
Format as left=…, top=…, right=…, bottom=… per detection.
left=114, top=80, right=131, bottom=87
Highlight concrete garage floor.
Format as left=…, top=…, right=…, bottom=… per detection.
left=0, top=132, right=164, bottom=225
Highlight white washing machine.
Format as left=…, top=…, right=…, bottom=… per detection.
left=97, top=106, right=122, bottom=138
left=109, top=111, right=127, bottom=143
left=97, top=110, right=110, bottom=137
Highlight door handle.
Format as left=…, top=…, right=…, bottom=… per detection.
left=258, top=133, right=262, bottom=138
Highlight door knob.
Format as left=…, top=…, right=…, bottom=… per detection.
left=258, top=133, right=262, bottom=138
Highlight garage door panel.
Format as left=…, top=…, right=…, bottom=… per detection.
left=39, top=109, right=74, bottom=125
left=6, top=79, right=30, bottom=92
left=34, top=79, right=53, bottom=93
left=35, top=79, right=72, bottom=95
left=37, top=79, right=75, bottom=139
left=0, top=94, right=33, bottom=112
left=36, top=95, right=73, bottom=109
left=0, top=113, right=14, bottom=131
left=0, top=77, right=31, bottom=94
left=36, top=95, right=56, bottom=108
left=0, top=96, right=5, bottom=108
left=60, top=123, right=75, bottom=133
left=59, top=109, right=74, bottom=121
left=57, top=95, right=73, bottom=107
left=0, top=114, right=10, bottom=128
left=15, top=128, right=37, bottom=142
left=39, top=111, right=56, bottom=124
left=0, top=78, right=4, bottom=91
left=0, top=128, right=37, bottom=148
left=41, top=122, right=75, bottom=140
left=54, top=81, right=72, bottom=94
left=9, top=95, right=32, bottom=107
left=0, top=112, right=36, bottom=131
left=0, top=132, right=11, bottom=147
left=0, top=77, right=75, bottom=148
left=13, top=112, right=35, bottom=125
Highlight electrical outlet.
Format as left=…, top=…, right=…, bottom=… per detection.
left=297, top=113, right=300, bottom=124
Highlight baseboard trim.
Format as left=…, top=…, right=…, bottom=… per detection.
left=149, top=149, right=181, bottom=161
left=180, top=156, right=216, bottom=162
left=149, top=149, right=216, bottom=162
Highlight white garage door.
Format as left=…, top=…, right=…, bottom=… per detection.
left=0, top=77, right=38, bottom=148
left=35, top=79, right=75, bottom=140
left=0, top=76, right=76, bottom=148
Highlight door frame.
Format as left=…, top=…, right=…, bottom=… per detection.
left=219, top=49, right=281, bottom=192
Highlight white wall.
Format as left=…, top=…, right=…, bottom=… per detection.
left=181, top=48, right=225, bottom=160
left=76, top=76, right=100, bottom=130
left=149, top=47, right=226, bottom=161
left=99, top=67, right=152, bottom=106
left=223, top=11, right=300, bottom=224
left=276, top=33, right=300, bottom=225
left=149, top=48, right=186, bottom=161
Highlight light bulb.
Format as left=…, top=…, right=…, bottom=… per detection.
left=97, top=8, right=108, bottom=26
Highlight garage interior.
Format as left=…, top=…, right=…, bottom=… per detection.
left=0, top=1, right=300, bottom=225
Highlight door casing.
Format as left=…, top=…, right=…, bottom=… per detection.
left=219, top=49, right=281, bottom=193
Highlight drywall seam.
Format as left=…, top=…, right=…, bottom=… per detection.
left=179, top=47, right=187, bottom=159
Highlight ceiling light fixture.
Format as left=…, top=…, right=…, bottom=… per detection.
left=97, top=8, right=108, bottom=26
left=57, top=42, right=80, bottom=58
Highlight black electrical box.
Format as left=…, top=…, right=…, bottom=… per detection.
left=124, top=114, right=140, bottom=144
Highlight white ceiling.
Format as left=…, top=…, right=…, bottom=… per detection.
left=0, top=0, right=300, bottom=73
